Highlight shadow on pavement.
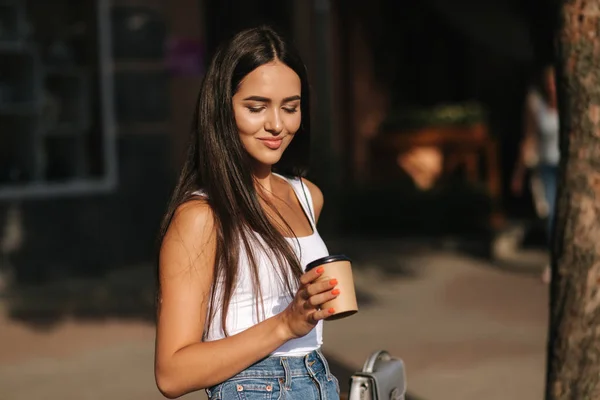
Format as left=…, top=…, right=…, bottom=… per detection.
left=3, top=223, right=548, bottom=332
left=3, top=264, right=157, bottom=330
left=326, top=236, right=432, bottom=278
left=3, top=233, right=432, bottom=330
left=2, top=261, right=374, bottom=330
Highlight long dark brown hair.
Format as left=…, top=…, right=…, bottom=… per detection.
left=158, top=26, right=311, bottom=336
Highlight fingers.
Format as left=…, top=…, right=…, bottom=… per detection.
left=296, top=271, right=340, bottom=325
left=300, top=266, right=325, bottom=285
left=300, top=287, right=310, bottom=300
left=306, top=288, right=340, bottom=308
left=306, top=278, right=338, bottom=297
left=302, top=279, right=340, bottom=311
left=310, top=307, right=336, bottom=322
left=299, top=278, right=338, bottom=307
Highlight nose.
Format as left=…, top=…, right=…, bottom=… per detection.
left=264, top=109, right=283, bottom=135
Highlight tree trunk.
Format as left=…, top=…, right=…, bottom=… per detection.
left=546, top=1, right=600, bottom=399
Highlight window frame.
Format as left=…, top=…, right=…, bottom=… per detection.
left=0, top=0, right=118, bottom=199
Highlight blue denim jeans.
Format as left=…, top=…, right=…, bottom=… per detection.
left=206, top=349, right=340, bottom=400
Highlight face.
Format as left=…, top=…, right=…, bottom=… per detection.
left=232, top=60, right=302, bottom=169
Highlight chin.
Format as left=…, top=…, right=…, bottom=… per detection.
left=255, top=152, right=284, bottom=166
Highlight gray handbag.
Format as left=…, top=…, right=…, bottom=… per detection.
left=348, top=350, right=407, bottom=400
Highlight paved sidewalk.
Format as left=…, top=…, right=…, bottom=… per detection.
left=0, top=238, right=548, bottom=400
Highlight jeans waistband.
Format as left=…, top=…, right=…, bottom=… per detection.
left=206, top=348, right=337, bottom=399
left=230, top=348, right=332, bottom=380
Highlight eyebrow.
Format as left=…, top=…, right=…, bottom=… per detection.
left=242, top=95, right=301, bottom=103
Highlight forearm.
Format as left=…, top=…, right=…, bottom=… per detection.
left=156, top=313, right=291, bottom=398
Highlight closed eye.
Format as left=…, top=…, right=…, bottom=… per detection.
left=283, top=107, right=298, bottom=114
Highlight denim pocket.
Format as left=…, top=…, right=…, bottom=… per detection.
left=225, top=378, right=279, bottom=400
left=206, top=383, right=222, bottom=400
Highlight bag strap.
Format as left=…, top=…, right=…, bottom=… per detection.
left=362, top=350, right=391, bottom=373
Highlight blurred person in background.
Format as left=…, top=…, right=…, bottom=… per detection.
left=154, top=26, right=341, bottom=399
left=511, top=65, right=559, bottom=284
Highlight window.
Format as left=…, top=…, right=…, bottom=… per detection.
left=0, top=0, right=117, bottom=198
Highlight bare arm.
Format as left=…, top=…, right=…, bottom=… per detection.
left=512, top=93, right=539, bottom=195
left=520, top=93, right=539, bottom=165
left=155, top=200, right=338, bottom=398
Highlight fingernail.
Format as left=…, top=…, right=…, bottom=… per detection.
left=316, top=267, right=324, bottom=274
left=328, top=308, right=335, bottom=314
left=329, top=279, right=338, bottom=285
left=331, top=289, right=340, bottom=295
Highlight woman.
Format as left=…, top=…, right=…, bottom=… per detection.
left=154, top=26, right=341, bottom=399
left=512, top=65, right=559, bottom=284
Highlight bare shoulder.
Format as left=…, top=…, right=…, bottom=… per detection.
left=168, top=199, right=214, bottom=240
left=160, top=199, right=216, bottom=276
left=301, top=177, right=324, bottom=221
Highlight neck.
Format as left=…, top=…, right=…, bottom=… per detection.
left=252, top=163, right=276, bottom=195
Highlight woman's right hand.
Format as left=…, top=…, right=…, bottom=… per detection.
left=278, top=267, right=340, bottom=340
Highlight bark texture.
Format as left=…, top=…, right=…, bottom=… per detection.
left=547, top=1, right=600, bottom=399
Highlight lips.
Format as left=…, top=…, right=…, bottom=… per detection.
left=257, top=138, right=283, bottom=150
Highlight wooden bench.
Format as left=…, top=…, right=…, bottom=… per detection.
left=369, top=123, right=504, bottom=229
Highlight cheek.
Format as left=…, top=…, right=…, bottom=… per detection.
left=234, top=108, right=263, bottom=135
left=285, top=112, right=302, bottom=134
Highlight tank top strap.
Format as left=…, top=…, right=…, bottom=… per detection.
left=274, top=174, right=316, bottom=227
left=190, top=178, right=316, bottom=227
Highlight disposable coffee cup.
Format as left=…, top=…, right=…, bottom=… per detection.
left=305, top=255, right=358, bottom=321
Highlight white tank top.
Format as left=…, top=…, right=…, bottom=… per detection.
left=193, top=174, right=329, bottom=356
left=529, top=90, right=560, bottom=165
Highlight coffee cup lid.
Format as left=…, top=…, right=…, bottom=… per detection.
left=305, top=254, right=352, bottom=271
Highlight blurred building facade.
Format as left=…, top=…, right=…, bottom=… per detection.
left=0, top=0, right=556, bottom=286
left=0, top=0, right=186, bottom=285
left=0, top=0, right=327, bottom=286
